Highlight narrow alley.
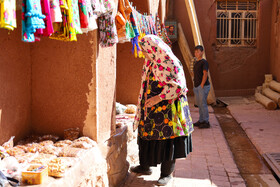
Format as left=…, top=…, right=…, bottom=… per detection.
left=123, top=97, right=280, bottom=187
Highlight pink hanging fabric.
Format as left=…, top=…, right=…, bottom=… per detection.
left=41, top=0, right=54, bottom=36
left=34, top=0, right=54, bottom=40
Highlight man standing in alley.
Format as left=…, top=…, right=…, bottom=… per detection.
left=193, top=45, right=211, bottom=128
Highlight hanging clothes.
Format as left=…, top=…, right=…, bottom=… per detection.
left=22, top=0, right=34, bottom=42
left=78, top=0, right=88, bottom=28
left=35, top=0, right=54, bottom=40
left=81, top=0, right=97, bottom=33
left=98, top=12, right=118, bottom=47
left=72, top=0, right=82, bottom=34
left=100, top=0, right=114, bottom=14
left=50, top=0, right=63, bottom=22
left=156, top=14, right=161, bottom=37
left=50, top=0, right=77, bottom=41
left=161, top=23, right=172, bottom=47
left=0, top=0, right=16, bottom=30
left=22, top=0, right=46, bottom=42
left=130, top=9, right=142, bottom=58
left=115, top=0, right=132, bottom=43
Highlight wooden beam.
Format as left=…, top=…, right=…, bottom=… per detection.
left=178, top=23, right=194, bottom=81
left=184, top=0, right=216, bottom=105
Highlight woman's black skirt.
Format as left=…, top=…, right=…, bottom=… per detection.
left=138, top=134, right=192, bottom=167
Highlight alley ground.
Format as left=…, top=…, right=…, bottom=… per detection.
left=123, top=96, right=280, bottom=187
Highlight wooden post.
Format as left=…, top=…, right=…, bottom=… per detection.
left=184, top=0, right=216, bottom=105
left=269, top=80, right=280, bottom=93
left=262, top=87, right=280, bottom=107
left=178, top=23, right=194, bottom=81
left=255, top=93, right=277, bottom=110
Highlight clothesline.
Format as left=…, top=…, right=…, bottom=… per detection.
left=0, top=0, right=171, bottom=52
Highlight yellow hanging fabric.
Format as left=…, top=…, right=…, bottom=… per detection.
left=0, top=0, right=17, bottom=30
left=50, top=0, right=77, bottom=41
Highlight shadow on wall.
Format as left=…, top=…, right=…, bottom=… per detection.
left=0, top=20, right=32, bottom=144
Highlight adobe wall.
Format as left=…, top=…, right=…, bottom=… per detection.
left=117, top=0, right=273, bottom=105
left=174, top=0, right=272, bottom=96
left=30, top=33, right=97, bottom=139
left=0, top=12, right=32, bottom=144
left=270, top=0, right=280, bottom=81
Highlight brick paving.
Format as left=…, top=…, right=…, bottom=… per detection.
left=124, top=100, right=247, bottom=187
left=225, top=97, right=280, bottom=155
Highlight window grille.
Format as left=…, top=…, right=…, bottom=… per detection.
left=216, top=1, right=258, bottom=47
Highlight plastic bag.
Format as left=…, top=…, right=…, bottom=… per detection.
left=14, top=153, right=38, bottom=164
left=48, top=158, right=67, bottom=177
left=39, top=140, right=54, bottom=147
left=24, top=143, right=44, bottom=153
left=30, top=154, right=57, bottom=165
left=6, top=147, right=25, bottom=157
left=64, top=128, right=80, bottom=141
left=2, top=137, right=15, bottom=150
left=58, top=147, right=84, bottom=157
left=71, top=142, right=92, bottom=149
left=54, top=140, right=73, bottom=148
left=40, top=135, right=60, bottom=142
left=116, top=102, right=127, bottom=114
left=73, top=137, right=97, bottom=147
left=124, top=104, right=137, bottom=114
left=40, top=145, right=61, bottom=156
left=0, top=170, right=19, bottom=187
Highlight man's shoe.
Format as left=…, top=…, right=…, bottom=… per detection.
left=193, top=121, right=201, bottom=127
left=199, top=122, right=210, bottom=129
left=157, top=175, right=172, bottom=186
left=130, top=165, right=152, bottom=175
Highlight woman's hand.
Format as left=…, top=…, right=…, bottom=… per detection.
left=145, top=95, right=162, bottom=108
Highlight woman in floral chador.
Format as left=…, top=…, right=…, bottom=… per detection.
left=131, top=35, right=194, bottom=186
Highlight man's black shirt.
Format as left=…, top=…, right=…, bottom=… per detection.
left=193, top=59, right=210, bottom=88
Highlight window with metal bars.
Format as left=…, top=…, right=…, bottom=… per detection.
left=216, top=0, right=258, bottom=47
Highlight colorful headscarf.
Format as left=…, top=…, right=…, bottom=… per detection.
left=134, top=35, right=188, bottom=130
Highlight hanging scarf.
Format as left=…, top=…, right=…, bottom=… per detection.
left=0, top=0, right=16, bottom=30
left=22, top=0, right=34, bottom=42
left=156, top=14, right=161, bottom=37
left=72, top=0, right=82, bottom=34
left=161, top=23, right=172, bottom=47
left=98, top=12, right=118, bottom=47
left=50, top=0, right=63, bottom=22
left=50, top=0, right=77, bottom=41
left=81, top=0, right=97, bottom=33
left=22, top=0, right=46, bottom=42
left=35, top=0, right=54, bottom=40
left=78, top=0, right=88, bottom=28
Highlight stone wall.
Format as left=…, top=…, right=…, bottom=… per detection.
left=0, top=11, right=32, bottom=144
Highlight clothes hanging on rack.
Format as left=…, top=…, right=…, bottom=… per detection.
left=99, top=12, right=118, bottom=47
left=22, top=0, right=46, bottom=42
left=78, top=0, right=88, bottom=28
left=72, top=0, right=82, bottom=34
left=50, top=0, right=63, bottom=22
left=50, top=0, right=77, bottom=41
left=0, top=0, right=16, bottom=30
left=34, top=0, right=54, bottom=40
